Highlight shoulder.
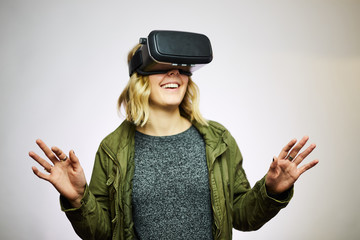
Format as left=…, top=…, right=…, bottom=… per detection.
left=207, top=120, right=229, bottom=131
left=99, top=120, right=136, bottom=155
left=194, top=120, right=236, bottom=145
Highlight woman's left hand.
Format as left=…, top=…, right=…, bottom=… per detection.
left=265, top=136, right=319, bottom=196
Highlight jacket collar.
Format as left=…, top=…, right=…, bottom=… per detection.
left=102, top=120, right=229, bottom=165
left=100, top=120, right=136, bottom=160
left=193, top=120, right=229, bottom=165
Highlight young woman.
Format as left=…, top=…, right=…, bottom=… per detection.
left=29, top=32, right=319, bottom=240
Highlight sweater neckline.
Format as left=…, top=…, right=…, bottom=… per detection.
left=135, top=125, right=194, bottom=141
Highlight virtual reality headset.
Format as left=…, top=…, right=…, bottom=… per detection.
left=128, top=30, right=213, bottom=76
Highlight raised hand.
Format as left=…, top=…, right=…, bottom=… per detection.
left=265, top=136, right=319, bottom=196
left=29, top=139, right=87, bottom=208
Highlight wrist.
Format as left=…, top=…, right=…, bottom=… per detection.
left=266, top=184, right=293, bottom=200
left=69, top=197, right=82, bottom=208
left=67, top=187, right=86, bottom=208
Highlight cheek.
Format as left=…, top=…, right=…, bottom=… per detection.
left=182, top=76, right=189, bottom=87
left=148, top=77, right=161, bottom=97
left=148, top=75, right=162, bottom=87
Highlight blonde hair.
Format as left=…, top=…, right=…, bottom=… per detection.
left=118, top=44, right=208, bottom=127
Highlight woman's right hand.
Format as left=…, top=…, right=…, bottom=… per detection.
left=29, top=139, right=87, bottom=208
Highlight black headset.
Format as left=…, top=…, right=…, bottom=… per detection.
left=128, top=30, right=213, bottom=76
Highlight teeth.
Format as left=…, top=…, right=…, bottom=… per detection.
left=161, top=83, right=179, bottom=89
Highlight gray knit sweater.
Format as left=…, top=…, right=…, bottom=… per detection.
left=132, top=126, right=213, bottom=240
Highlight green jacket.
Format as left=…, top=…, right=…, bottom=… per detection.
left=61, top=120, right=292, bottom=240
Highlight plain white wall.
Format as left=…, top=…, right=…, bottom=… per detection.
left=1, top=0, right=359, bottom=239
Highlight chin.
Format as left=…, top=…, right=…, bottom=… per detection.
left=164, top=102, right=183, bottom=108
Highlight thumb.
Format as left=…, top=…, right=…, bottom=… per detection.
left=269, top=156, right=278, bottom=170
left=69, top=150, right=81, bottom=170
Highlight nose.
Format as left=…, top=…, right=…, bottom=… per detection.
left=167, top=69, right=180, bottom=76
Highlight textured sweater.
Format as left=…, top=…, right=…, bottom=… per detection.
left=132, top=126, right=213, bottom=240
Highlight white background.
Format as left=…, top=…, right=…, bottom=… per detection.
left=1, top=0, right=359, bottom=239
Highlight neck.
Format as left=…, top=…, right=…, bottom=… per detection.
left=136, top=107, right=191, bottom=136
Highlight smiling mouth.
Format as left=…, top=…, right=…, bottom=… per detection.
left=161, top=83, right=179, bottom=89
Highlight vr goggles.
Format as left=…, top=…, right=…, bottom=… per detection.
left=128, top=30, right=213, bottom=76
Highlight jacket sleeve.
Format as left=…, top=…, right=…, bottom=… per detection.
left=60, top=146, right=112, bottom=240
left=230, top=136, right=293, bottom=231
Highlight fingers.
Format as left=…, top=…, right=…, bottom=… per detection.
left=278, top=138, right=297, bottom=159
left=298, top=159, right=319, bottom=175
left=286, top=136, right=309, bottom=161
left=52, top=146, right=68, bottom=162
left=279, top=136, right=311, bottom=160
left=29, top=150, right=53, bottom=173
left=32, top=166, right=51, bottom=181
left=35, top=139, right=59, bottom=164
left=30, top=139, right=73, bottom=177
left=293, top=143, right=316, bottom=165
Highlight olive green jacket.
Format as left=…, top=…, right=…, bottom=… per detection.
left=61, top=120, right=292, bottom=240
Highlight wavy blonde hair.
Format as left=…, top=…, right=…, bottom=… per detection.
left=118, top=44, right=208, bottom=127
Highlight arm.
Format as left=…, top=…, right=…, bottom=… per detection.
left=60, top=147, right=112, bottom=240
left=231, top=136, right=318, bottom=231
left=30, top=139, right=112, bottom=240
left=231, top=144, right=292, bottom=231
